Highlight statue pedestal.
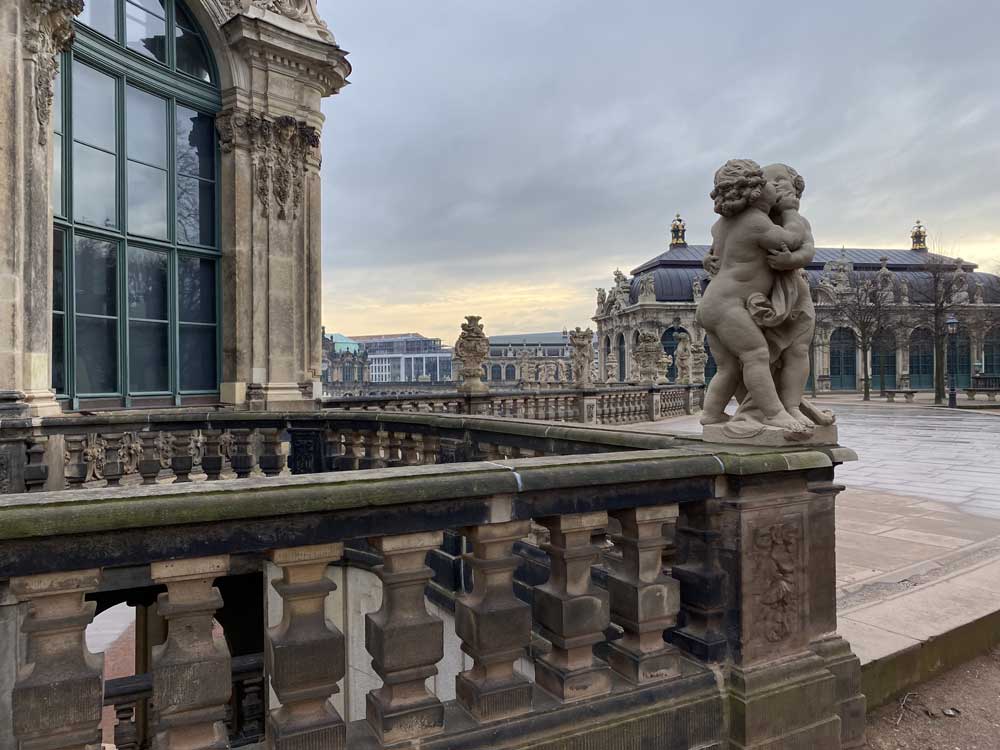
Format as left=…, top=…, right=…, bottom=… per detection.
left=702, top=423, right=838, bottom=447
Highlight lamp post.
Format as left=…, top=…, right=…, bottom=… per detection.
left=947, top=315, right=959, bottom=408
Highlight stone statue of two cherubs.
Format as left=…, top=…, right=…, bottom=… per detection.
left=697, top=159, right=835, bottom=444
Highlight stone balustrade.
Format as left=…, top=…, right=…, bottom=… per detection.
left=0, top=429, right=864, bottom=750
left=0, top=410, right=689, bottom=494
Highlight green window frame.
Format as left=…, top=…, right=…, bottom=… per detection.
left=51, top=0, right=222, bottom=408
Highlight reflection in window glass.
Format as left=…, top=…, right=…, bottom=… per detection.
left=180, top=325, right=216, bottom=390
left=52, top=134, right=63, bottom=216
left=52, top=313, right=66, bottom=394
left=176, top=176, right=214, bottom=246
left=175, top=25, right=212, bottom=82
left=132, top=0, right=166, bottom=15
left=129, top=321, right=169, bottom=392
left=78, top=0, right=117, bottom=39
left=72, top=62, right=116, bottom=151
left=176, top=106, right=215, bottom=178
left=127, top=161, right=168, bottom=239
left=53, top=65, right=62, bottom=133
left=73, top=143, right=117, bottom=228
left=126, top=87, right=167, bottom=167
left=127, top=246, right=168, bottom=320
left=178, top=256, right=215, bottom=323
left=125, top=2, right=167, bottom=63
left=74, top=236, right=118, bottom=316
left=53, top=228, right=65, bottom=312
left=76, top=317, right=118, bottom=393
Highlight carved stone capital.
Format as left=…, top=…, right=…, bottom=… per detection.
left=25, top=0, right=84, bottom=145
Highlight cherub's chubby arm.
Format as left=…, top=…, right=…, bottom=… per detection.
left=770, top=218, right=815, bottom=271
left=757, top=223, right=802, bottom=252
left=703, top=224, right=722, bottom=276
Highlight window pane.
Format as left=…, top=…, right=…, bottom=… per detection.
left=53, top=63, right=62, bottom=133
left=178, top=256, right=215, bottom=323
left=180, top=325, right=216, bottom=390
left=128, top=246, right=167, bottom=319
left=52, top=313, right=66, bottom=394
left=175, top=26, right=212, bottom=82
left=78, top=0, right=116, bottom=39
left=176, top=107, right=215, bottom=178
left=74, top=236, right=117, bottom=316
left=176, top=176, right=214, bottom=245
left=127, top=161, right=168, bottom=239
left=72, top=62, right=116, bottom=151
left=125, top=2, right=167, bottom=63
left=53, top=228, right=65, bottom=312
left=73, top=143, right=117, bottom=228
left=131, top=0, right=166, bottom=17
left=126, top=87, right=167, bottom=167
left=76, top=317, right=118, bottom=393
left=52, top=133, right=63, bottom=216
left=129, top=321, right=169, bottom=392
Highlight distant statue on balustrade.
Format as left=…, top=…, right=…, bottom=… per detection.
left=697, top=159, right=835, bottom=443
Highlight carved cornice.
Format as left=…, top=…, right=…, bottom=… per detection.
left=223, top=0, right=334, bottom=42
left=26, top=0, right=83, bottom=146
left=216, top=109, right=319, bottom=220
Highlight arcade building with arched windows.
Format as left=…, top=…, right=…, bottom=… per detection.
left=594, top=216, right=1000, bottom=393
left=1, top=0, right=350, bottom=416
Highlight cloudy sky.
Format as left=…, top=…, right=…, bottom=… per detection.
left=318, top=0, right=1000, bottom=342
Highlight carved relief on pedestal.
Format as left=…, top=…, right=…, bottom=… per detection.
left=26, top=0, right=84, bottom=145
left=216, top=110, right=320, bottom=220
left=750, top=517, right=803, bottom=646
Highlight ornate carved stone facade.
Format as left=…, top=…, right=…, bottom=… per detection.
left=454, top=316, right=490, bottom=394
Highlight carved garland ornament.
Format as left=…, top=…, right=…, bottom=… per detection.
left=216, top=111, right=319, bottom=220
left=27, top=0, right=84, bottom=146
left=752, top=520, right=802, bottom=643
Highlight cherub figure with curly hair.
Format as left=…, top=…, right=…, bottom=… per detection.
left=695, top=158, right=810, bottom=435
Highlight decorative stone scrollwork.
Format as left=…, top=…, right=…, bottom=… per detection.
left=569, top=327, right=594, bottom=388
left=26, top=0, right=84, bottom=146
left=216, top=110, right=320, bottom=220
left=752, top=519, right=802, bottom=644
left=454, top=315, right=490, bottom=394
left=223, top=0, right=335, bottom=41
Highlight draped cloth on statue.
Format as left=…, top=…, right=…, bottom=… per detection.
left=724, top=270, right=817, bottom=438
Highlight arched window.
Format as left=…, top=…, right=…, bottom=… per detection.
left=490, top=364, right=502, bottom=382
left=504, top=364, right=516, bottom=381
left=52, top=0, right=220, bottom=407
left=660, top=327, right=686, bottom=382
left=909, top=328, right=934, bottom=390
left=829, top=328, right=857, bottom=390
left=616, top=334, right=626, bottom=383
left=985, top=327, right=1000, bottom=375
left=871, top=330, right=897, bottom=392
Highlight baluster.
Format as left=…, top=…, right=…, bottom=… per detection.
left=11, top=569, right=104, bottom=750
left=324, top=428, right=343, bottom=471
left=533, top=512, right=611, bottom=702
left=24, top=437, right=48, bottom=492
left=114, top=701, right=140, bottom=750
left=606, top=506, right=681, bottom=683
left=399, top=433, right=420, bottom=466
left=455, top=521, right=533, bottom=721
left=64, top=434, right=88, bottom=488
left=151, top=555, right=231, bottom=750
left=259, top=428, right=286, bottom=477
left=365, top=532, right=445, bottom=744
left=103, top=432, right=125, bottom=487
left=170, top=430, right=194, bottom=483
left=201, top=430, right=224, bottom=481
left=422, top=434, right=440, bottom=465
left=229, top=429, right=256, bottom=478
left=267, top=544, right=347, bottom=749
left=138, top=431, right=162, bottom=485
left=360, top=430, right=386, bottom=469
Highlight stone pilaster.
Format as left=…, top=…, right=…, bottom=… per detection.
left=532, top=512, right=611, bottom=702
left=606, top=506, right=681, bottom=684
left=10, top=568, right=103, bottom=750
left=150, top=555, right=231, bottom=750
left=266, top=544, right=346, bottom=750
left=365, top=532, right=445, bottom=744
left=455, top=520, right=533, bottom=721
left=0, top=1, right=81, bottom=416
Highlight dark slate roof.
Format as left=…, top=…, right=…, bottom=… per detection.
left=628, top=244, right=1000, bottom=304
